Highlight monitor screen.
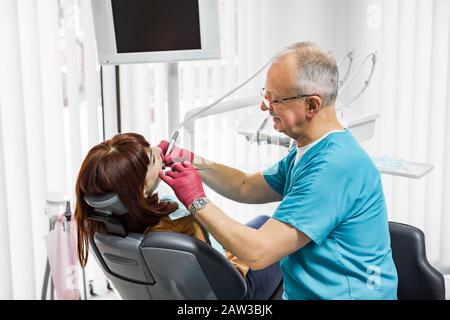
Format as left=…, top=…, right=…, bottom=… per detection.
left=111, top=0, right=201, bottom=53
left=91, top=0, right=220, bottom=64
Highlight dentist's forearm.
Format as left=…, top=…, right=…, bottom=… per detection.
left=193, top=154, right=249, bottom=202
left=194, top=202, right=269, bottom=269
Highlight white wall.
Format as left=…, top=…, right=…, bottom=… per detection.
left=270, top=0, right=337, bottom=52
left=1, top=0, right=448, bottom=299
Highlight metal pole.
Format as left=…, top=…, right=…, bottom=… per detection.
left=41, top=258, right=51, bottom=299
left=100, top=65, right=106, bottom=141
left=41, top=219, right=55, bottom=300
left=115, top=65, right=121, bottom=133
left=167, top=62, right=180, bottom=137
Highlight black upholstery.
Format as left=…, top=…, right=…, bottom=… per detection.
left=84, top=192, right=252, bottom=299
left=141, top=232, right=247, bottom=299
left=90, top=231, right=247, bottom=300
left=90, top=218, right=445, bottom=300
left=389, top=222, right=445, bottom=300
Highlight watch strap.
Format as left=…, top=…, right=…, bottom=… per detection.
left=188, top=197, right=210, bottom=215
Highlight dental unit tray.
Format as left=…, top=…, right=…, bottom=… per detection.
left=371, top=156, right=434, bottom=179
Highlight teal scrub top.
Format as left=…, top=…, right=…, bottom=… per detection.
left=263, top=129, right=398, bottom=300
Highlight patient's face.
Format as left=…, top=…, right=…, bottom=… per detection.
left=144, top=146, right=164, bottom=196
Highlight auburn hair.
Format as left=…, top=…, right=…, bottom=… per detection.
left=75, top=133, right=178, bottom=267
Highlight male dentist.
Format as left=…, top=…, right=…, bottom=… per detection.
left=159, top=41, right=398, bottom=300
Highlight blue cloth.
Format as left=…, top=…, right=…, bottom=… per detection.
left=159, top=195, right=191, bottom=220
left=263, top=129, right=398, bottom=300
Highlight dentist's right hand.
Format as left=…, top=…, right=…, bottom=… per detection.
left=157, top=140, right=194, bottom=167
left=158, top=161, right=206, bottom=209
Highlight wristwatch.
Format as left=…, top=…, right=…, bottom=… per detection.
left=188, top=197, right=210, bottom=215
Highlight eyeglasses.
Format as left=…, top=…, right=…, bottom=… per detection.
left=260, top=88, right=318, bottom=109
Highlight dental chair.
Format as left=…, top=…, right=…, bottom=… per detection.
left=389, top=222, right=445, bottom=300
left=84, top=193, right=282, bottom=300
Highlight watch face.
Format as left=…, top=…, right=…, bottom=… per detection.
left=193, top=198, right=204, bottom=208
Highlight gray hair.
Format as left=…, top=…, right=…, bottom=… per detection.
left=276, top=42, right=339, bottom=107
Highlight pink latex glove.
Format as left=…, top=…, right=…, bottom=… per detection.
left=157, top=140, right=194, bottom=167
left=159, top=161, right=206, bottom=209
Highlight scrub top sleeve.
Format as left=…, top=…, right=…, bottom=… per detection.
left=272, top=163, right=348, bottom=246
left=262, top=151, right=293, bottom=196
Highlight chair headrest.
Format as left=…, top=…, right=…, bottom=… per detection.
left=84, top=192, right=128, bottom=216
left=84, top=193, right=128, bottom=237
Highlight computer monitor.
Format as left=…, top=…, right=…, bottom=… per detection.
left=91, top=0, right=220, bottom=65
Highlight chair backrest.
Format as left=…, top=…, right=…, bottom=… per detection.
left=389, top=222, right=445, bottom=300
left=83, top=192, right=247, bottom=299
left=90, top=231, right=247, bottom=300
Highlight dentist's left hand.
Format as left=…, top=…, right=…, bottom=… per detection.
left=157, top=140, right=194, bottom=167
left=159, top=161, right=206, bottom=209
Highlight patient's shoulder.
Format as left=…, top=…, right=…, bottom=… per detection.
left=145, top=216, right=207, bottom=242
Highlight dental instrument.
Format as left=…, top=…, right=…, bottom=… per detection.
left=165, top=130, right=180, bottom=157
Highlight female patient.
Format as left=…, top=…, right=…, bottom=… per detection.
left=75, top=132, right=282, bottom=299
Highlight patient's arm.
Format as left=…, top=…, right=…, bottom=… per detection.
left=193, top=155, right=282, bottom=204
